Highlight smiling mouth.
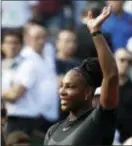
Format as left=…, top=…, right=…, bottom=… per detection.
left=61, top=100, right=69, bottom=105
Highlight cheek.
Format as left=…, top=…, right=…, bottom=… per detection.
left=67, top=90, right=84, bottom=101
left=4, top=47, right=13, bottom=54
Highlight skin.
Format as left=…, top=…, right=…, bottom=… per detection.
left=2, top=35, right=24, bottom=102
left=56, top=30, right=77, bottom=61
left=92, top=95, right=100, bottom=108
left=6, top=131, right=30, bottom=146
left=115, top=49, right=132, bottom=85
left=60, top=70, right=92, bottom=114
left=2, top=35, right=22, bottom=58
left=56, top=30, right=77, bottom=86
left=59, top=5, right=119, bottom=121
left=115, top=49, right=132, bottom=76
left=107, top=0, right=124, bottom=15
left=26, top=25, right=47, bottom=55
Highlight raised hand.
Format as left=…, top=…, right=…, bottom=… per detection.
left=87, top=5, right=111, bottom=33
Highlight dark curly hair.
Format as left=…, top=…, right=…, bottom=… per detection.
left=73, top=58, right=103, bottom=88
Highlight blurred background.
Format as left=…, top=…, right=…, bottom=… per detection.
left=1, top=0, right=132, bottom=146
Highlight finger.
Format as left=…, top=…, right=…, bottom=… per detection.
left=102, top=6, right=107, bottom=14
left=105, top=5, right=111, bottom=16
left=106, top=5, right=111, bottom=12
left=103, top=6, right=110, bottom=16
left=88, top=10, right=93, bottom=19
left=102, top=7, right=107, bottom=12
left=102, top=6, right=111, bottom=16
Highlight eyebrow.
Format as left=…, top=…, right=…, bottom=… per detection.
left=61, top=80, right=76, bottom=85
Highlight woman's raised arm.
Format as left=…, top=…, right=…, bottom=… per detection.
left=87, top=6, right=119, bottom=109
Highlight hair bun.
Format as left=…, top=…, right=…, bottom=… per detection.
left=81, top=58, right=103, bottom=87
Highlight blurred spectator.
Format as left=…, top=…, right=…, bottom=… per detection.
left=2, top=24, right=59, bottom=137
left=56, top=29, right=80, bottom=83
left=113, top=130, right=121, bottom=145
left=6, top=131, right=30, bottom=146
left=1, top=125, right=6, bottom=146
left=2, top=1, right=38, bottom=29
left=32, top=0, right=73, bottom=29
left=73, top=0, right=88, bottom=28
left=1, top=99, right=6, bottom=146
left=126, top=38, right=132, bottom=81
left=102, top=0, right=132, bottom=51
left=127, top=37, right=132, bottom=53
left=2, top=30, right=23, bottom=70
left=1, top=99, right=7, bottom=126
left=2, top=30, right=23, bottom=96
left=115, top=48, right=132, bottom=143
left=23, top=19, right=56, bottom=60
left=75, top=6, right=112, bottom=60
left=123, top=1, right=132, bottom=15
left=92, top=87, right=101, bottom=108
left=75, top=7, right=99, bottom=60
left=1, top=51, right=6, bottom=60
left=34, top=0, right=61, bottom=27
left=123, top=137, right=132, bottom=145
left=1, top=133, right=5, bottom=146
left=22, top=24, right=59, bottom=134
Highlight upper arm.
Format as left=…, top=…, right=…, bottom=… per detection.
left=44, top=129, right=51, bottom=145
left=100, top=75, right=119, bottom=109
left=44, top=124, right=58, bottom=145
left=91, top=106, right=116, bottom=144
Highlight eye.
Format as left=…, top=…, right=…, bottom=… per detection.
left=60, top=83, right=63, bottom=88
left=67, top=85, right=76, bottom=89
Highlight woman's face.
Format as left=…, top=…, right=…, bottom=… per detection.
left=59, top=70, right=89, bottom=112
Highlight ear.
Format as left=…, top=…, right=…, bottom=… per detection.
left=55, top=39, right=60, bottom=52
left=84, top=87, right=94, bottom=100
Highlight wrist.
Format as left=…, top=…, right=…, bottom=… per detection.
left=89, top=27, right=101, bottom=33
left=91, top=30, right=102, bottom=37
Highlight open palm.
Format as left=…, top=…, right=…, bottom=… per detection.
left=87, top=5, right=111, bottom=32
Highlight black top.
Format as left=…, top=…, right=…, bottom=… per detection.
left=117, top=78, right=132, bottom=142
left=44, top=105, right=116, bottom=145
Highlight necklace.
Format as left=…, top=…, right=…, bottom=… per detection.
left=62, top=119, right=76, bottom=132
left=62, top=126, right=71, bottom=131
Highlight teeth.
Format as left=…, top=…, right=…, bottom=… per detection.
left=61, top=100, right=68, bottom=104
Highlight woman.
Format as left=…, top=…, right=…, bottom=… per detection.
left=44, top=5, right=119, bottom=145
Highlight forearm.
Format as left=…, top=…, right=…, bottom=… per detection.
left=92, top=34, right=118, bottom=77
left=2, top=89, right=18, bottom=102
left=93, top=33, right=119, bottom=108
left=2, top=85, right=25, bottom=102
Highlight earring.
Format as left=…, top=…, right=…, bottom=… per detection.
left=85, top=95, right=88, bottom=100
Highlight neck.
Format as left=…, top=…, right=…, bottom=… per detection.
left=115, top=9, right=124, bottom=17
left=57, top=52, right=72, bottom=61
left=119, top=74, right=128, bottom=86
left=35, top=49, right=43, bottom=57
left=28, top=45, right=43, bottom=57
left=5, top=57, right=14, bottom=60
left=69, top=103, right=91, bottom=121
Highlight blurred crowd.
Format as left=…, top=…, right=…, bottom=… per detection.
left=1, top=0, right=132, bottom=146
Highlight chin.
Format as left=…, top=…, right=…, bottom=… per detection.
left=61, top=105, right=69, bottom=112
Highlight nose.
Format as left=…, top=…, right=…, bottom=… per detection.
left=59, top=87, right=67, bottom=98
